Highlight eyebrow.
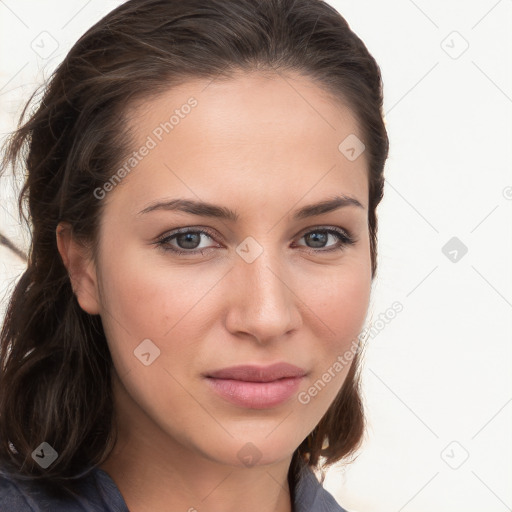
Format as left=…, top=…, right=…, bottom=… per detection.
left=137, top=194, right=364, bottom=221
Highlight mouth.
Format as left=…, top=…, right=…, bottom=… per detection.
left=203, top=363, right=307, bottom=409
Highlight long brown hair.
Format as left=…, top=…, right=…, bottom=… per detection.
left=0, top=0, right=388, bottom=495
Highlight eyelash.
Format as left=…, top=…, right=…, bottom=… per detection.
left=154, top=226, right=356, bottom=256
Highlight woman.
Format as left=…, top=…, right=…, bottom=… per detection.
left=0, top=0, right=389, bottom=510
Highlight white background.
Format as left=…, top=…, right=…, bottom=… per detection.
left=1, top=1, right=511, bottom=511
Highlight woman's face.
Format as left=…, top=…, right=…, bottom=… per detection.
left=81, top=71, right=371, bottom=467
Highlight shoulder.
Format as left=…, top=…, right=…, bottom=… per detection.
left=0, top=471, right=36, bottom=511
left=293, top=464, right=349, bottom=512
left=0, top=465, right=128, bottom=512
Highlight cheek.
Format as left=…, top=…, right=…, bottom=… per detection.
left=294, top=267, right=370, bottom=427
left=96, top=245, right=226, bottom=380
left=297, top=245, right=371, bottom=403
left=97, top=244, right=209, bottom=334
left=328, top=271, right=370, bottom=344
left=306, top=255, right=372, bottom=350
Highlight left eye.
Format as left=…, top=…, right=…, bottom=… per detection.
left=155, top=227, right=356, bottom=255
left=295, top=229, right=354, bottom=251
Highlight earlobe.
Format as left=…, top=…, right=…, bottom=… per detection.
left=56, top=221, right=101, bottom=315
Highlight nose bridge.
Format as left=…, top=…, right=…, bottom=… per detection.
left=226, top=238, right=299, bottom=340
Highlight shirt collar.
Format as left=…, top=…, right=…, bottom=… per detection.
left=293, top=462, right=347, bottom=512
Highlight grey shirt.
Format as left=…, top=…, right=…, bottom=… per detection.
left=0, top=464, right=348, bottom=511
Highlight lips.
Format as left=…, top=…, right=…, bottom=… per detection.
left=205, top=362, right=307, bottom=382
left=204, top=363, right=307, bottom=409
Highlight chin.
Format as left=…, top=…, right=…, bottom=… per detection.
left=198, top=435, right=298, bottom=469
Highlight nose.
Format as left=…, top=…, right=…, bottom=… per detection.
left=224, top=247, right=302, bottom=345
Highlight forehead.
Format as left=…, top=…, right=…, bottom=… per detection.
left=107, top=71, right=368, bottom=215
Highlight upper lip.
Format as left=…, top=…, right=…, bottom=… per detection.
left=205, top=363, right=307, bottom=382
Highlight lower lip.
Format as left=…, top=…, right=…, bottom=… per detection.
left=205, top=376, right=303, bottom=409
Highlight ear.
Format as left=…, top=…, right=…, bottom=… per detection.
left=56, top=221, right=100, bottom=315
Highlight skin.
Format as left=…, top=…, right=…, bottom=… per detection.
left=56, top=70, right=372, bottom=512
